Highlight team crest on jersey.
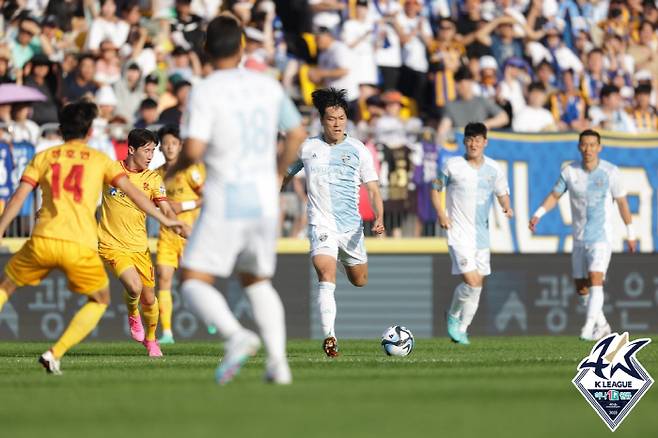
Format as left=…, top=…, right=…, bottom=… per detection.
left=572, top=332, right=653, bottom=431
left=312, top=153, right=318, bottom=159
left=143, top=182, right=149, bottom=191
left=66, top=150, right=75, bottom=158
left=595, top=178, right=604, bottom=188
left=318, top=233, right=328, bottom=242
left=341, top=154, right=351, bottom=164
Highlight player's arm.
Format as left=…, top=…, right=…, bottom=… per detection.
left=615, top=196, right=637, bottom=253
left=431, top=169, right=451, bottom=229
left=529, top=192, right=561, bottom=232
left=113, top=176, right=183, bottom=231
left=281, top=158, right=304, bottom=192
left=277, top=95, right=306, bottom=180
left=0, top=182, right=34, bottom=239
left=496, top=194, right=514, bottom=218
left=366, top=180, right=385, bottom=235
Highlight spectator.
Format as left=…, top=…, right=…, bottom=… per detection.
left=168, top=46, right=201, bottom=82
left=589, top=84, right=637, bottom=133
left=476, top=14, right=525, bottom=70
left=548, top=68, right=588, bottom=131
left=512, top=82, right=556, bottom=132
left=309, top=26, right=360, bottom=118
left=497, top=57, right=529, bottom=122
left=628, top=21, right=658, bottom=79
left=308, top=0, right=345, bottom=33
left=429, top=18, right=464, bottom=112
left=437, top=66, right=508, bottom=145
left=88, top=85, right=118, bottom=160
left=0, top=45, right=13, bottom=84
left=171, top=0, right=205, bottom=53
left=62, top=53, right=98, bottom=103
left=371, top=0, right=403, bottom=91
left=23, top=54, right=59, bottom=125
left=9, top=103, right=40, bottom=144
left=397, top=0, right=432, bottom=113
left=581, top=48, right=607, bottom=106
left=85, top=0, right=130, bottom=53
left=475, top=55, right=498, bottom=99
left=630, top=83, right=658, bottom=132
left=341, top=0, right=378, bottom=91
left=113, top=62, right=144, bottom=124
left=10, top=17, right=43, bottom=70
left=134, top=98, right=159, bottom=129
left=158, top=79, right=191, bottom=126
left=95, top=40, right=122, bottom=85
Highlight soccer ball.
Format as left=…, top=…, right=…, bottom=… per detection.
left=381, top=326, right=414, bottom=357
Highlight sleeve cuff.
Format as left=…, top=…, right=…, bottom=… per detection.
left=153, top=197, right=168, bottom=203
left=20, top=175, right=38, bottom=188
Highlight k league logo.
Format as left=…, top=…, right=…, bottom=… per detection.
left=572, top=332, right=653, bottom=431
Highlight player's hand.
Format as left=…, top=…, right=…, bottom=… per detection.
left=627, top=239, right=638, bottom=253
left=371, top=219, right=385, bottom=235
left=529, top=216, right=540, bottom=232
left=438, top=215, right=451, bottom=229
left=503, top=208, right=514, bottom=218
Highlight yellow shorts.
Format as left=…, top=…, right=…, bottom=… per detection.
left=5, top=237, right=109, bottom=294
left=99, top=247, right=155, bottom=287
left=156, top=232, right=185, bottom=268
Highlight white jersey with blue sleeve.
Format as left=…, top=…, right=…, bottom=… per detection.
left=180, top=68, right=301, bottom=277
left=552, top=160, right=625, bottom=245
left=437, top=156, right=509, bottom=250
left=289, top=135, right=377, bottom=233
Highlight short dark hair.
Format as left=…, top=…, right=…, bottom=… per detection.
left=528, top=82, right=546, bottom=93
left=128, top=128, right=158, bottom=149
left=157, top=124, right=181, bottom=142
left=454, top=66, right=473, bottom=82
left=59, top=100, right=98, bottom=141
left=139, top=98, right=158, bottom=110
left=311, top=87, right=349, bottom=118
left=579, top=129, right=601, bottom=144
left=205, top=15, right=243, bottom=60
left=77, top=53, right=96, bottom=64
left=635, top=83, right=652, bottom=95
left=464, top=122, right=487, bottom=138
left=600, top=84, right=620, bottom=98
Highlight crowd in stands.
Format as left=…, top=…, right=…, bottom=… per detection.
left=1, top=0, right=657, bottom=238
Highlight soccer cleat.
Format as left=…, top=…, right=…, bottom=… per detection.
left=38, top=350, right=62, bottom=375
left=128, top=314, right=145, bottom=342
left=264, top=361, right=292, bottom=385
left=593, top=323, right=612, bottom=341
left=322, top=336, right=340, bottom=357
left=207, top=325, right=218, bottom=335
left=579, top=324, right=597, bottom=341
left=458, top=331, right=471, bottom=345
left=215, top=330, right=261, bottom=385
left=158, top=332, right=175, bottom=345
left=446, top=314, right=462, bottom=343
left=143, top=339, right=163, bottom=357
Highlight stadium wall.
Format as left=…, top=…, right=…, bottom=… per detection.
left=1, top=246, right=656, bottom=340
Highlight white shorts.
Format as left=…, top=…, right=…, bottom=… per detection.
left=448, top=246, right=491, bottom=276
left=572, top=242, right=611, bottom=279
left=181, top=212, right=277, bottom=278
left=309, top=224, right=367, bottom=266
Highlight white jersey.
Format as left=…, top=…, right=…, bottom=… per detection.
left=553, top=160, right=625, bottom=245
left=437, top=156, right=509, bottom=249
left=289, top=135, right=378, bottom=233
left=182, top=68, right=301, bottom=220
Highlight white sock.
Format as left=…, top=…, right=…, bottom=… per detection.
left=448, top=283, right=469, bottom=319
left=459, top=285, right=482, bottom=332
left=584, top=285, right=604, bottom=332
left=181, top=279, right=242, bottom=339
left=316, top=282, right=337, bottom=338
left=244, top=281, right=287, bottom=364
left=162, top=329, right=173, bottom=337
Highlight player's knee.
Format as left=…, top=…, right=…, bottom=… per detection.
left=91, top=288, right=111, bottom=305
left=350, top=272, right=368, bottom=287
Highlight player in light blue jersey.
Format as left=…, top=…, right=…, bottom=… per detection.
left=282, top=88, right=385, bottom=357
left=169, top=15, right=307, bottom=384
left=530, top=129, right=637, bottom=341
left=431, top=122, right=513, bottom=345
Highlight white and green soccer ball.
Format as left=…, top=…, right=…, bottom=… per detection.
left=381, top=325, right=414, bottom=357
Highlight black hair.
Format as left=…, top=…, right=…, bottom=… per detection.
left=588, top=48, right=604, bottom=57
left=454, top=65, right=473, bottom=82
left=536, top=60, right=553, bottom=71
left=600, top=84, right=620, bottom=98
left=311, top=87, right=348, bottom=118
left=635, top=83, right=652, bottom=95
left=579, top=129, right=601, bottom=144
left=528, top=82, right=546, bottom=93
left=139, top=98, right=158, bottom=110
left=173, top=79, right=191, bottom=94
left=205, top=15, right=243, bottom=60
left=59, top=100, right=98, bottom=141
left=464, top=122, right=487, bottom=139
left=128, top=128, right=158, bottom=149
left=157, top=124, right=181, bottom=142
left=77, top=53, right=96, bottom=64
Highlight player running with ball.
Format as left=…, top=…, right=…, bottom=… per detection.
left=529, top=129, right=637, bottom=341
left=431, top=122, right=513, bottom=345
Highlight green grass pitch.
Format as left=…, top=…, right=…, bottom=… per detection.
left=1, top=337, right=657, bottom=438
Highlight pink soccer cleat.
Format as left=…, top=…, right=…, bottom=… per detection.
left=143, top=339, right=163, bottom=357
left=128, top=314, right=145, bottom=342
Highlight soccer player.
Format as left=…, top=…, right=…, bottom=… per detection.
left=529, top=129, right=637, bottom=341
left=155, top=124, right=205, bottom=345
left=431, top=122, right=513, bottom=345
left=0, top=101, right=182, bottom=374
left=170, top=15, right=306, bottom=384
left=281, top=87, right=385, bottom=358
left=97, top=128, right=179, bottom=357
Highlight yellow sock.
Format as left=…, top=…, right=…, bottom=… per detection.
left=51, top=302, right=107, bottom=359
left=124, top=290, right=140, bottom=316
left=142, top=298, right=159, bottom=341
left=158, top=290, right=173, bottom=332
left=0, top=289, right=8, bottom=311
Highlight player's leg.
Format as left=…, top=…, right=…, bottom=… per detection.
left=341, top=228, right=369, bottom=287
left=446, top=246, right=481, bottom=344
left=132, top=251, right=161, bottom=356
left=156, top=264, right=176, bottom=344
left=118, top=267, right=147, bottom=342
left=580, top=244, right=611, bottom=340
left=0, top=276, right=18, bottom=311
left=2, top=237, right=51, bottom=310
left=456, top=249, right=490, bottom=340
